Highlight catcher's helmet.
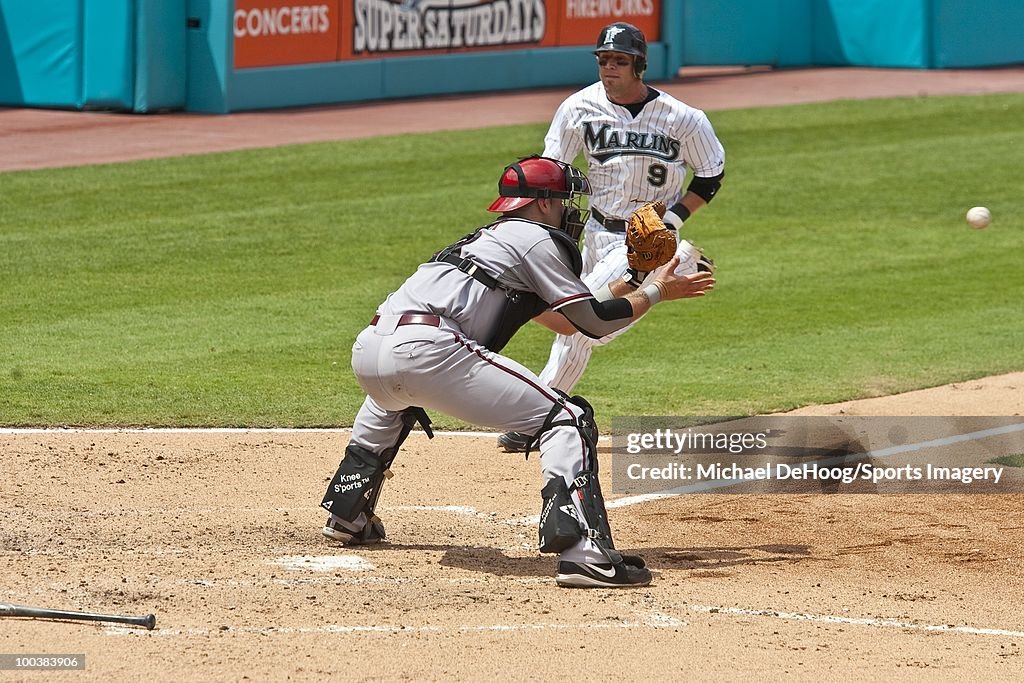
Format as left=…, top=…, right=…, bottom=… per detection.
left=487, top=156, right=590, bottom=213
left=593, top=22, right=647, bottom=77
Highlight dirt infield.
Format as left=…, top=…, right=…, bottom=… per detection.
left=2, top=409, right=1023, bottom=681
left=3, top=68, right=1024, bottom=680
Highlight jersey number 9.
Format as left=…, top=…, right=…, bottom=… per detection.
left=647, top=163, right=667, bottom=187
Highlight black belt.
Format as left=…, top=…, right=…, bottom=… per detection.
left=370, top=313, right=442, bottom=327
left=592, top=208, right=627, bottom=233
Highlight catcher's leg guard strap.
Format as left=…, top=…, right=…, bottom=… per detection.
left=523, top=391, right=598, bottom=460
left=320, top=444, right=385, bottom=522
left=568, top=468, right=622, bottom=565
left=403, top=406, right=434, bottom=439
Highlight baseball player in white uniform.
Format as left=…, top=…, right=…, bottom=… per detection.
left=498, top=22, right=727, bottom=453
left=319, top=156, right=715, bottom=588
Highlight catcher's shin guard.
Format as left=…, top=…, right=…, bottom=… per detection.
left=320, top=443, right=386, bottom=522
left=539, top=476, right=583, bottom=553
left=535, top=393, right=622, bottom=565
left=320, top=407, right=433, bottom=538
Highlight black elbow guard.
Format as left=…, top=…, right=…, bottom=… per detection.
left=687, top=171, right=724, bottom=203
left=590, top=297, right=633, bottom=321
left=569, top=299, right=635, bottom=339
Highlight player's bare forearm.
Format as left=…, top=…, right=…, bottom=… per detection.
left=538, top=274, right=657, bottom=336
left=538, top=257, right=715, bottom=339
left=534, top=309, right=577, bottom=336
left=536, top=276, right=652, bottom=335
left=679, top=191, right=708, bottom=216
left=608, top=276, right=635, bottom=298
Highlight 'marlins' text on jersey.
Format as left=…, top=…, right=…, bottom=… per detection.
left=584, top=123, right=681, bottom=163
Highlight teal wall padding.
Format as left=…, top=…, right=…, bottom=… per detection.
left=225, top=61, right=384, bottom=113
left=82, top=0, right=135, bottom=109
left=134, top=0, right=187, bottom=112
left=813, top=0, right=928, bottom=68
left=668, top=0, right=1022, bottom=71
left=931, top=0, right=1024, bottom=68
left=219, top=44, right=666, bottom=113
left=0, top=0, right=82, bottom=107
left=380, top=49, right=586, bottom=100
left=777, top=0, right=814, bottom=67
left=682, top=0, right=784, bottom=66
left=663, top=0, right=684, bottom=76
left=185, top=0, right=229, bottom=113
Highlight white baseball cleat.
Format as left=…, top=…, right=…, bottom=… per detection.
left=555, top=560, right=652, bottom=588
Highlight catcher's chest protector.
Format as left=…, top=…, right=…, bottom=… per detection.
left=431, top=225, right=582, bottom=353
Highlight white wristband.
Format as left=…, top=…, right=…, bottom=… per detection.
left=642, top=283, right=662, bottom=305
left=663, top=209, right=684, bottom=231
left=593, top=283, right=614, bottom=302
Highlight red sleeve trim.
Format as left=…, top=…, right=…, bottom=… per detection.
left=549, top=292, right=594, bottom=310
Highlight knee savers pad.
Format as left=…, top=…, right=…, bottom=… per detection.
left=539, top=392, right=599, bottom=453
left=566, top=395, right=599, bottom=457
left=320, top=444, right=384, bottom=521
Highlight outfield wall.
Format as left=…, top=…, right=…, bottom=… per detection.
left=1, top=0, right=1021, bottom=113
left=681, top=0, right=1024, bottom=69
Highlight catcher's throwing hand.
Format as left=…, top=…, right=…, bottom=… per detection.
left=626, top=201, right=677, bottom=272
left=653, top=255, right=716, bottom=300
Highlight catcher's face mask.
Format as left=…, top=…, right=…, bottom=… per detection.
left=488, top=156, right=591, bottom=241
left=559, top=166, right=590, bottom=242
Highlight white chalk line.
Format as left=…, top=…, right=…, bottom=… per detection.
left=103, top=602, right=1024, bottom=640
left=689, top=604, right=1024, bottom=638
left=0, top=427, right=539, bottom=438
left=390, top=504, right=499, bottom=519
left=185, top=575, right=552, bottom=587
left=12, top=504, right=498, bottom=518
left=104, top=611, right=686, bottom=637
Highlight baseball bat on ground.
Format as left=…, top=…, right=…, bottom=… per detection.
left=0, top=602, right=156, bottom=630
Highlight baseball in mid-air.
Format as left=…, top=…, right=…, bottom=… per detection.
left=966, top=206, right=991, bottom=229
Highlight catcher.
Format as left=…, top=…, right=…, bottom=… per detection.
left=320, top=156, right=713, bottom=588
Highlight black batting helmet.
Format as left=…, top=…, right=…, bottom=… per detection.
left=593, top=23, right=647, bottom=78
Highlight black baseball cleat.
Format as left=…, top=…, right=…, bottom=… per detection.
left=322, top=515, right=386, bottom=545
left=497, top=431, right=533, bottom=453
left=555, top=560, right=653, bottom=588
left=620, top=554, right=646, bottom=569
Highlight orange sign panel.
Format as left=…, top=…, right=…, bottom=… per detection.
left=233, top=0, right=661, bottom=67
left=556, top=0, right=661, bottom=45
left=234, top=1, right=341, bottom=68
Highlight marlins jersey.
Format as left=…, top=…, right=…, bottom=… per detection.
left=543, top=82, right=726, bottom=221
left=378, top=218, right=592, bottom=345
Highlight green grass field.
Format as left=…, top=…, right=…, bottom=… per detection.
left=1, top=94, right=1022, bottom=427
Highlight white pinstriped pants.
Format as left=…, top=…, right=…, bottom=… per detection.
left=538, top=219, right=704, bottom=393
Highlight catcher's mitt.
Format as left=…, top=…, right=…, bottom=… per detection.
left=625, top=201, right=677, bottom=272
